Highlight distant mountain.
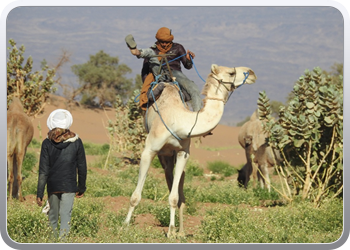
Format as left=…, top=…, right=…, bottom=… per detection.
left=6, top=6, right=343, bottom=125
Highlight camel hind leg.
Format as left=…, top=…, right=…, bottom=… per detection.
left=15, top=148, right=26, bottom=201
left=7, top=129, right=15, bottom=201
left=167, top=150, right=188, bottom=238
left=159, top=154, right=186, bottom=238
left=7, top=155, right=14, bottom=201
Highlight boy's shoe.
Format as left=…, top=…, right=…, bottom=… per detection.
left=125, top=34, right=137, bottom=49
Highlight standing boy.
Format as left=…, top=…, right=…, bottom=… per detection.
left=36, top=109, right=87, bottom=240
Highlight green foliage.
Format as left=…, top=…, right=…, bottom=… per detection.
left=199, top=199, right=342, bottom=243
left=206, top=160, right=237, bottom=177
left=7, top=201, right=51, bottom=243
left=8, top=150, right=343, bottom=243
left=258, top=66, right=343, bottom=206
left=28, top=138, right=41, bottom=148
left=71, top=50, right=136, bottom=106
left=151, top=156, right=163, bottom=169
left=70, top=198, right=104, bottom=237
left=107, top=90, right=147, bottom=164
left=7, top=39, right=56, bottom=116
left=194, top=182, right=261, bottom=206
left=22, top=152, right=37, bottom=178
left=186, top=161, right=204, bottom=177
left=252, top=187, right=280, bottom=202
left=83, top=142, right=110, bottom=155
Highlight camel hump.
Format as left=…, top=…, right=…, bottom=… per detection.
left=8, top=97, right=25, bottom=112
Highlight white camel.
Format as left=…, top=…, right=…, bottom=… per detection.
left=124, top=64, right=257, bottom=238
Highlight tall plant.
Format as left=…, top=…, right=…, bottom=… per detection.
left=7, top=39, right=56, bottom=116
left=258, top=67, right=343, bottom=206
left=107, top=90, right=147, bottom=166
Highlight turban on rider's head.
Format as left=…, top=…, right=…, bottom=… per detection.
left=155, top=27, right=174, bottom=42
left=47, top=109, right=73, bottom=130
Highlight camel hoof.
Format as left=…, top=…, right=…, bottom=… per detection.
left=167, top=226, right=177, bottom=239
left=177, top=231, right=186, bottom=238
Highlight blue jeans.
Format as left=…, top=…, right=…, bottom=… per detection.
left=48, top=193, right=75, bottom=239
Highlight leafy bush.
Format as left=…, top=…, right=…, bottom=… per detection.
left=207, top=160, right=237, bottom=177
left=151, top=156, right=162, bottom=169
left=258, top=67, right=343, bottom=206
left=199, top=198, right=343, bottom=243
left=7, top=201, right=53, bottom=243
left=70, top=198, right=104, bottom=237
left=22, top=152, right=37, bottom=178
left=186, top=161, right=203, bottom=177
left=28, top=138, right=41, bottom=148
left=194, top=182, right=261, bottom=206
left=107, top=90, right=147, bottom=164
left=7, top=39, right=56, bottom=117
left=252, top=187, right=281, bottom=202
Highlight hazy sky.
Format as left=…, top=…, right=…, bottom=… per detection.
left=5, top=4, right=345, bottom=124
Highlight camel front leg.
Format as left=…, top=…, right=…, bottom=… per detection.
left=124, top=147, right=157, bottom=225
left=168, top=150, right=188, bottom=238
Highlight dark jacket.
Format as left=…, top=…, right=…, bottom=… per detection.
left=37, top=136, right=87, bottom=199
left=141, top=42, right=193, bottom=82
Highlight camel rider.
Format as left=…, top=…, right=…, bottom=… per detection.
left=125, top=27, right=202, bottom=112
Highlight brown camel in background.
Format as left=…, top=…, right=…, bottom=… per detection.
left=237, top=110, right=281, bottom=192
left=7, top=97, right=34, bottom=201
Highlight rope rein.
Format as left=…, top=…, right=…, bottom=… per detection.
left=137, top=52, right=250, bottom=141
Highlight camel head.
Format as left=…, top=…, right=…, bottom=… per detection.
left=210, top=64, right=257, bottom=90
left=202, top=64, right=257, bottom=102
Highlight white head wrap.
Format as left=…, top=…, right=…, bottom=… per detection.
left=47, top=109, right=73, bottom=130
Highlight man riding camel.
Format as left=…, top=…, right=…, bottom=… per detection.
left=125, top=27, right=202, bottom=112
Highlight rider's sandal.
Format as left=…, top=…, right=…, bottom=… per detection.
left=125, top=34, right=137, bottom=49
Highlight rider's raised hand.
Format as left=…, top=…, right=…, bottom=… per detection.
left=186, top=50, right=195, bottom=60
left=130, top=48, right=141, bottom=56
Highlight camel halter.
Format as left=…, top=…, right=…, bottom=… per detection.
left=208, top=69, right=250, bottom=104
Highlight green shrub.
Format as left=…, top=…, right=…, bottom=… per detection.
left=253, top=187, right=281, bottom=201
left=22, top=152, right=37, bottom=178
left=86, top=170, right=133, bottom=197
left=186, top=161, right=203, bottom=178
left=258, top=67, right=343, bottom=205
left=151, top=156, right=162, bottom=169
left=21, top=173, right=38, bottom=196
left=194, top=182, right=261, bottom=206
left=70, top=198, right=104, bottom=237
left=199, top=198, right=343, bottom=243
left=207, top=160, right=237, bottom=177
left=83, top=142, right=110, bottom=155
left=7, top=201, right=53, bottom=243
left=142, top=175, right=168, bottom=201
left=28, top=138, right=41, bottom=148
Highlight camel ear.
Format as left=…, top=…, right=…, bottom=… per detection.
left=211, top=64, right=219, bottom=75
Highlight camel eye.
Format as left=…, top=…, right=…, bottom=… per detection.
left=229, top=72, right=235, bottom=76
